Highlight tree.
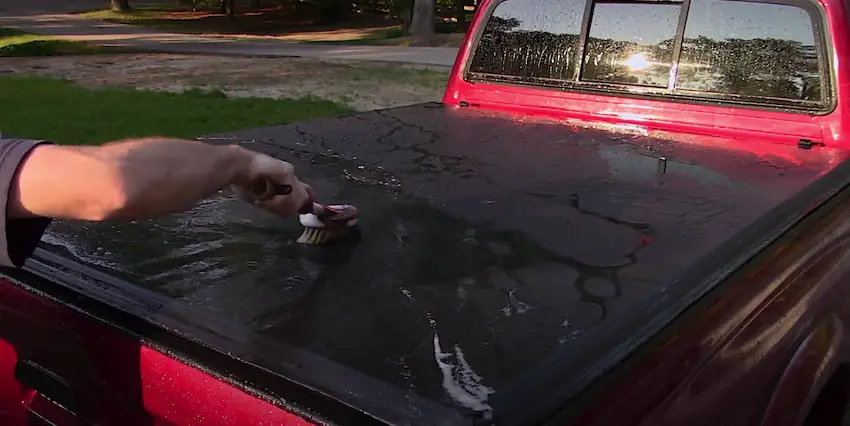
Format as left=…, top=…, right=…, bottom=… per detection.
left=218, top=0, right=235, bottom=20
left=408, top=0, right=435, bottom=41
left=392, top=0, right=414, bottom=33
left=454, top=0, right=468, bottom=33
left=110, top=0, right=131, bottom=11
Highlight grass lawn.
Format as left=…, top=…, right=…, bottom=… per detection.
left=0, top=27, right=122, bottom=57
left=0, top=75, right=352, bottom=145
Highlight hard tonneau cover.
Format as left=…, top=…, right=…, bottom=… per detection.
left=34, top=104, right=850, bottom=425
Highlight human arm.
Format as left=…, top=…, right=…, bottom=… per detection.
left=1, top=139, right=53, bottom=267
left=2, top=137, right=313, bottom=267
left=8, top=137, right=313, bottom=220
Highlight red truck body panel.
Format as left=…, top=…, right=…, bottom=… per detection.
left=4, top=0, right=850, bottom=424
left=0, top=275, right=317, bottom=426
left=443, top=0, right=850, bottom=150
left=0, top=269, right=330, bottom=426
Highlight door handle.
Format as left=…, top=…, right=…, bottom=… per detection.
left=14, top=360, right=78, bottom=425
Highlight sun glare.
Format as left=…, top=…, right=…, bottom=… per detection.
left=622, top=53, right=650, bottom=71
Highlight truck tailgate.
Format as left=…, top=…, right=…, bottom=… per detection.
left=38, top=103, right=850, bottom=425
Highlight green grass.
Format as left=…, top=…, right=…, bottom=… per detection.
left=0, top=75, right=353, bottom=145
left=0, top=27, right=117, bottom=57
left=87, top=6, right=181, bottom=19
left=82, top=5, right=191, bottom=32
left=82, top=4, right=186, bottom=22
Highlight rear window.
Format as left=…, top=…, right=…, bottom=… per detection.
left=582, top=2, right=680, bottom=87
left=677, top=0, right=821, bottom=101
left=467, top=0, right=827, bottom=109
left=468, top=0, right=585, bottom=79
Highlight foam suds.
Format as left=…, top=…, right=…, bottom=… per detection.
left=163, top=240, right=225, bottom=260
left=403, top=285, right=496, bottom=417
left=41, top=232, right=126, bottom=271
left=433, top=331, right=496, bottom=419
left=501, top=288, right=533, bottom=316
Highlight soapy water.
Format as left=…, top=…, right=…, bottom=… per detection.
left=40, top=232, right=126, bottom=272
left=433, top=333, right=496, bottom=418
left=38, top=105, right=844, bottom=420
left=402, top=286, right=496, bottom=416
left=42, top=182, right=605, bottom=416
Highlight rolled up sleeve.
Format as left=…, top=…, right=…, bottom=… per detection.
left=0, top=139, right=53, bottom=268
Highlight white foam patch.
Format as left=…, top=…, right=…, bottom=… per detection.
left=401, top=288, right=496, bottom=417
left=41, top=232, right=127, bottom=271
left=433, top=326, right=495, bottom=418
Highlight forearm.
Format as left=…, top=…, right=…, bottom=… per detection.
left=8, top=138, right=253, bottom=220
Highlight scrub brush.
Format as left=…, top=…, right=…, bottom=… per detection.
left=297, top=203, right=359, bottom=245
left=248, top=178, right=359, bottom=245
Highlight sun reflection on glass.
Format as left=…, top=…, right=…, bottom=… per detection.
left=622, top=53, right=650, bottom=71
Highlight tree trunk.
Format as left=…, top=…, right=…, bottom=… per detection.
left=400, top=8, right=413, bottom=33
left=454, top=0, right=468, bottom=32
left=408, top=0, right=435, bottom=41
left=110, top=0, right=131, bottom=11
left=219, top=0, right=235, bottom=20
left=393, top=0, right=414, bottom=33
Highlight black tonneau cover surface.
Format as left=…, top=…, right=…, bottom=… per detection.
left=37, top=104, right=850, bottom=425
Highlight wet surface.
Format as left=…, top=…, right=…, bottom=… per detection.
left=42, top=104, right=845, bottom=422
left=469, top=0, right=824, bottom=108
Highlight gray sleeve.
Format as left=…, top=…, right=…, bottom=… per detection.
left=0, top=139, right=53, bottom=268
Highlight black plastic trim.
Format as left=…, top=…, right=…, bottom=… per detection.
left=574, top=0, right=596, bottom=82
left=667, top=0, right=691, bottom=89
left=485, top=148, right=850, bottom=425
left=15, top=360, right=77, bottom=414
left=551, top=183, right=850, bottom=425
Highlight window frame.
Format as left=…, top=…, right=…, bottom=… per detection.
left=463, top=0, right=836, bottom=115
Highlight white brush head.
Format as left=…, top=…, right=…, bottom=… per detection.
left=295, top=204, right=359, bottom=244
left=299, top=204, right=359, bottom=228
left=299, top=213, right=325, bottom=228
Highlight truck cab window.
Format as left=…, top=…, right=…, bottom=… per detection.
left=676, top=0, right=822, bottom=102
left=468, top=0, right=828, bottom=110
left=581, top=2, right=681, bottom=88
left=468, top=0, right=585, bottom=79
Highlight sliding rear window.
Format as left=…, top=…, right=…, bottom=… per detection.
left=467, top=0, right=828, bottom=110
left=467, top=0, right=585, bottom=80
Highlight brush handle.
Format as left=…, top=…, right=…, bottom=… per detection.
left=249, top=178, right=293, bottom=202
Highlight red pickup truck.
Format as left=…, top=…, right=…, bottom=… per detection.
left=3, top=0, right=849, bottom=424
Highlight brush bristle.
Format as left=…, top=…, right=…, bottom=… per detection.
left=296, top=226, right=351, bottom=245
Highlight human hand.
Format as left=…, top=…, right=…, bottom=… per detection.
left=230, top=152, right=315, bottom=218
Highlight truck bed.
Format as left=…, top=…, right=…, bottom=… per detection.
left=35, top=103, right=850, bottom=425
